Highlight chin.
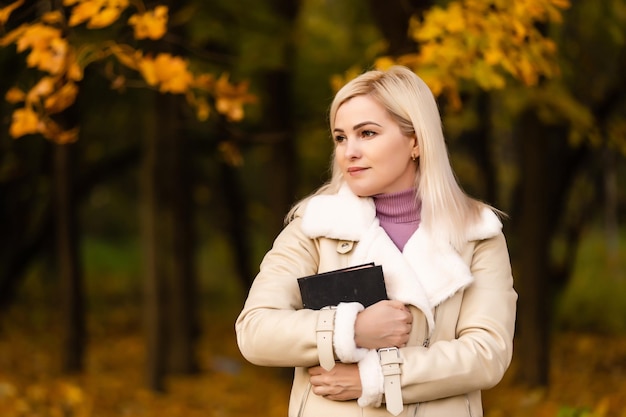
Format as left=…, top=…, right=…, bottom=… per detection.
left=345, top=180, right=379, bottom=197
left=349, top=186, right=375, bottom=197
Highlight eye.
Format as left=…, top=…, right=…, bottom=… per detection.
left=333, top=134, right=346, bottom=143
left=361, top=130, right=377, bottom=138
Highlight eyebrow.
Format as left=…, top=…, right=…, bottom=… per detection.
left=333, top=121, right=382, bottom=133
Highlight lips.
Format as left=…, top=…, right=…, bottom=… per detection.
left=347, top=167, right=367, bottom=174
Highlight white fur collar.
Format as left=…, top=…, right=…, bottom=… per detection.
left=300, top=185, right=502, bottom=332
left=301, top=184, right=376, bottom=241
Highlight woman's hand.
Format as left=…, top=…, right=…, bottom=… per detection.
left=354, top=300, right=412, bottom=349
left=308, top=363, right=362, bottom=401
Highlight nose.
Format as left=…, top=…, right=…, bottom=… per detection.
left=343, top=137, right=360, bottom=160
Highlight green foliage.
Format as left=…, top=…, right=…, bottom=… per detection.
left=82, top=237, right=140, bottom=288
left=556, top=226, right=626, bottom=334
left=552, top=0, right=626, bottom=153
left=557, top=406, right=593, bottom=417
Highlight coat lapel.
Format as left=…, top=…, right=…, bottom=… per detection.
left=300, top=184, right=502, bottom=333
left=350, top=221, right=436, bottom=330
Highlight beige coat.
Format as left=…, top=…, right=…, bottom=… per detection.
left=236, top=186, right=517, bottom=417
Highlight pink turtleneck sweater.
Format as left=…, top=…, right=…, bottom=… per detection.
left=373, top=188, right=422, bottom=251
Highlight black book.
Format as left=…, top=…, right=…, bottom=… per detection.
left=297, top=263, right=388, bottom=310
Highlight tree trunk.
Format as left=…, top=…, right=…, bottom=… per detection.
left=603, top=148, right=619, bottom=263
left=53, top=143, right=85, bottom=373
left=366, top=0, right=430, bottom=55
left=139, top=0, right=199, bottom=384
left=225, top=0, right=303, bottom=293
left=262, top=69, right=298, bottom=238
left=511, top=111, right=586, bottom=386
left=456, top=93, right=498, bottom=205
left=220, top=149, right=254, bottom=290
left=262, top=0, right=302, bottom=238
left=141, top=90, right=199, bottom=390
left=514, top=124, right=552, bottom=385
left=159, top=93, right=199, bottom=375
left=140, top=92, right=167, bottom=392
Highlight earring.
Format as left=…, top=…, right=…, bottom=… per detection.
left=411, top=153, right=418, bottom=161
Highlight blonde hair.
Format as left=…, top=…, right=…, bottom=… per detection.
left=288, top=66, right=493, bottom=249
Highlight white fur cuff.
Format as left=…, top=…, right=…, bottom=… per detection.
left=357, top=349, right=384, bottom=408
left=333, top=302, right=369, bottom=363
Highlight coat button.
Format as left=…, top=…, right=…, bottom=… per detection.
left=337, top=241, right=354, bottom=254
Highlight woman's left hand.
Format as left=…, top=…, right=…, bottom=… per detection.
left=308, top=363, right=362, bottom=401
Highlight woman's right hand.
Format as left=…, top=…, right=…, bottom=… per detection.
left=354, top=300, right=412, bottom=349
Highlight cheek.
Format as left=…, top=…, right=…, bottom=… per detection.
left=332, top=151, right=345, bottom=172
left=334, top=147, right=346, bottom=164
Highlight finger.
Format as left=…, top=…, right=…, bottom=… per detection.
left=308, top=366, right=323, bottom=376
left=310, top=384, right=323, bottom=395
left=309, top=375, right=321, bottom=386
left=386, top=300, right=406, bottom=310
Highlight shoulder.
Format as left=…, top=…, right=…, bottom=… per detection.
left=299, top=185, right=376, bottom=241
left=465, top=206, right=503, bottom=242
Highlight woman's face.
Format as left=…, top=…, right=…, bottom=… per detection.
left=333, top=95, right=418, bottom=197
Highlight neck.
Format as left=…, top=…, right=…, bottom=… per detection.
left=373, top=188, right=421, bottom=250
left=373, top=188, right=421, bottom=223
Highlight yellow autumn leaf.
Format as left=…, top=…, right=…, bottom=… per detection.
left=416, top=69, right=448, bottom=97
left=40, top=119, right=79, bottom=143
left=128, top=6, right=168, bottom=40
left=483, top=47, right=503, bottom=65
left=193, top=73, right=215, bottom=91
left=15, top=23, right=61, bottom=53
left=87, top=7, right=122, bottom=29
left=0, top=0, right=24, bottom=26
left=59, top=382, right=85, bottom=406
left=9, top=107, right=40, bottom=138
left=109, top=44, right=140, bottom=70
left=412, top=8, right=446, bottom=41
left=517, top=56, right=538, bottom=86
left=13, top=23, right=72, bottom=75
left=216, top=97, right=244, bottom=121
left=214, top=73, right=257, bottom=121
left=37, top=37, right=70, bottom=74
left=5, top=87, right=25, bottom=103
left=329, top=66, right=363, bottom=93
left=41, top=11, right=64, bottom=25
left=67, top=58, right=84, bottom=81
left=67, top=0, right=100, bottom=27
left=190, top=94, right=210, bottom=121
left=52, top=127, right=80, bottom=144
left=155, top=54, right=192, bottom=93
left=0, top=24, right=27, bottom=47
left=67, top=0, right=128, bottom=28
left=26, top=76, right=55, bottom=103
left=373, top=56, right=395, bottom=71
left=158, top=67, right=193, bottom=94
left=110, top=74, right=126, bottom=91
left=473, top=60, right=507, bottom=89
left=444, top=2, right=465, bottom=33
left=398, top=0, right=569, bottom=101
left=137, top=53, right=194, bottom=93
left=44, top=81, right=78, bottom=113
left=218, top=141, right=244, bottom=167
left=395, top=52, right=421, bottom=69
left=137, top=56, right=158, bottom=87
left=511, top=18, right=527, bottom=41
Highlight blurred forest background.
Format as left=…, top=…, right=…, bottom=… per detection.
left=0, top=0, right=625, bottom=416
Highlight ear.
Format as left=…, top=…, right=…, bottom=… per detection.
left=410, top=136, right=420, bottom=159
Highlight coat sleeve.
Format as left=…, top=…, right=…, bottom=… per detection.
left=235, top=216, right=328, bottom=368
left=398, top=232, right=518, bottom=403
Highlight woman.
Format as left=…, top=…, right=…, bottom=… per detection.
left=235, top=65, right=517, bottom=417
